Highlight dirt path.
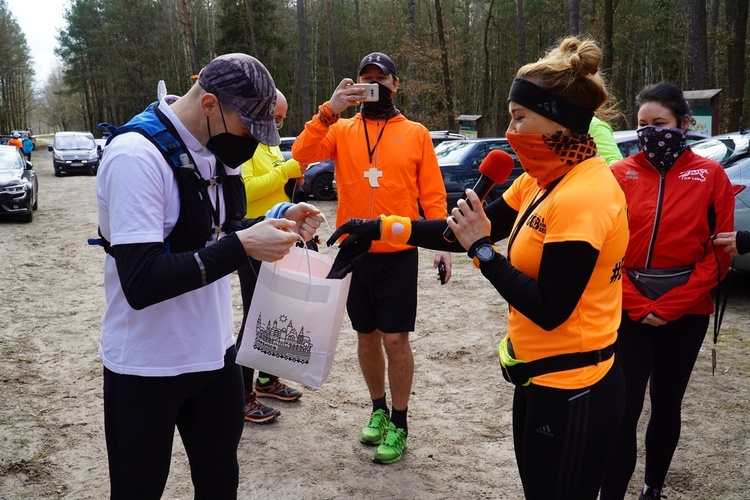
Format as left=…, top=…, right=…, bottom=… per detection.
left=0, top=147, right=748, bottom=499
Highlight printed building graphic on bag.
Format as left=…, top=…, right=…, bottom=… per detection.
left=254, top=313, right=313, bottom=364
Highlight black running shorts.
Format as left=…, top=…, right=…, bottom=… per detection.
left=346, top=248, right=418, bottom=334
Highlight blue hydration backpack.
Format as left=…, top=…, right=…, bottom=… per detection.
left=93, top=101, right=246, bottom=254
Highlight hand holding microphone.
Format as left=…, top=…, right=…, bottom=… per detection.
left=443, top=149, right=515, bottom=242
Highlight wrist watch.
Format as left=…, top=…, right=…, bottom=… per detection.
left=473, top=243, right=500, bottom=268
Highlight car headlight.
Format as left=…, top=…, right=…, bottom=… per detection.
left=53, top=152, right=63, bottom=160
left=88, top=150, right=98, bottom=160
left=2, top=181, right=28, bottom=194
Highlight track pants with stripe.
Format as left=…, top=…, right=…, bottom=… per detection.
left=513, top=359, right=625, bottom=499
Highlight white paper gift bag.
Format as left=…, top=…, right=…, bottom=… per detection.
left=236, top=246, right=351, bottom=389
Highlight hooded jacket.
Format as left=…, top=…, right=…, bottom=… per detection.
left=293, top=111, right=447, bottom=253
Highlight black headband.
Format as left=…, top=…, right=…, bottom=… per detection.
left=507, top=78, right=594, bottom=134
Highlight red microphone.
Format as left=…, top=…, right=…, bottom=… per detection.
left=443, top=149, right=516, bottom=242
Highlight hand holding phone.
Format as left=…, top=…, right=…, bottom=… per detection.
left=348, top=83, right=379, bottom=102
left=438, top=262, right=446, bottom=285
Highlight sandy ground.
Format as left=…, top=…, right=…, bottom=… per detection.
left=0, top=146, right=749, bottom=499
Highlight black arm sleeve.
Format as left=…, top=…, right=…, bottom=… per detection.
left=478, top=241, right=600, bottom=331
left=408, top=196, right=519, bottom=251
left=111, top=233, right=248, bottom=310
left=737, top=230, right=750, bottom=256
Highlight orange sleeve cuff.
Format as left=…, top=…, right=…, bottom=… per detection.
left=379, top=215, right=412, bottom=246
left=317, top=101, right=340, bottom=126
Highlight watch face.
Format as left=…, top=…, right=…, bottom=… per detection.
left=476, top=244, right=495, bottom=261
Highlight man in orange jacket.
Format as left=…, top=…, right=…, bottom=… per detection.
left=293, top=52, right=451, bottom=464
left=7, top=131, right=23, bottom=150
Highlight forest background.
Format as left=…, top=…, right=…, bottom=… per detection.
left=0, top=0, right=748, bottom=138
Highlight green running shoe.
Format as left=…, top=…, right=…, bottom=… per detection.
left=359, top=408, right=389, bottom=445
left=373, top=423, right=407, bottom=464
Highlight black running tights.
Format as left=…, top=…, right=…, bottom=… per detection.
left=513, top=360, right=625, bottom=500
left=103, top=346, right=244, bottom=499
left=599, top=312, right=709, bottom=499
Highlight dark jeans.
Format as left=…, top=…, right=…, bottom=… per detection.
left=103, top=346, right=244, bottom=499
left=513, top=358, right=625, bottom=500
left=600, top=312, right=709, bottom=499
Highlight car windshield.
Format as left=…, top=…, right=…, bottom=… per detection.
left=435, top=141, right=474, bottom=164
left=0, top=148, right=21, bottom=171
left=692, top=136, right=750, bottom=164
left=56, top=135, right=95, bottom=150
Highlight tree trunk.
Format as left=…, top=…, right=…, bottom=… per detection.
left=569, top=0, right=581, bottom=35
left=180, top=0, right=200, bottom=76
left=708, top=0, right=720, bottom=86
left=603, top=0, right=614, bottom=74
left=297, top=0, right=311, bottom=120
left=727, top=0, right=749, bottom=130
left=515, top=0, right=525, bottom=69
left=434, top=0, right=456, bottom=131
left=324, top=0, right=340, bottom=83
left=688, top=0, right=708, bottom=89
left=407, top=0, right=419, bottom=115
left=244, top=0, right=259, bottom=57
left=482, top=0, right=495, bottom=133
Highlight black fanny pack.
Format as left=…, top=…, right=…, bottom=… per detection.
left=626, top=265, right=694, bottom=300
left=498, top=335, right=615, bottom=386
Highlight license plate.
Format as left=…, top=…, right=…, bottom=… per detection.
left=71, top=162, right=83, bottom=167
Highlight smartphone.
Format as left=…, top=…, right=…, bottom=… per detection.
left=438, top=262, right=446, bottom=285
left=349, top=83, right=379, bottom=102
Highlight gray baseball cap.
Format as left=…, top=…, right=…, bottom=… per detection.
left=198, top=53, right=280, bottom=146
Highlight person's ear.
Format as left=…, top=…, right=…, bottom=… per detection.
left=680, top=114, right=692, bottom=131
left=200, top=93, right=219, bottom=116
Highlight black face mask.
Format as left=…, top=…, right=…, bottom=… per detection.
left=361, top=82, right=400, bottom=120
left=205, top=104, right=259, bottom=168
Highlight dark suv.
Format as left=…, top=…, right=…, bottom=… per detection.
left=48, top=131, right=100, bottom=176
left=435, top=138, right=522, bottom=209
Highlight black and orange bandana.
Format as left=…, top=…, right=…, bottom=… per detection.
left=506, top=132, right=597, bottom=188
left=508, top=78, right=594, bottom=134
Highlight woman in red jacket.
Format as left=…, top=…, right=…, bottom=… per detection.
left=600, top=82, right=735, bottom=500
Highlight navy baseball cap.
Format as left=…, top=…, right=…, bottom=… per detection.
left=198, top=53, right=280, bottom=146
left=358, top=52, right=397, bottom=77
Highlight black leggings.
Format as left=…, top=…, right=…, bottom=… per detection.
left=103, top=346, right=244, bottom=499
left=513, top=359, right=625, bottom=500
left=600, top=312, right=708, bottom=499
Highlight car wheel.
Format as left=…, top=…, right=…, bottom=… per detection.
left=32, top=192, right=38, bottom=210
left=311, top=172, right=335, bottom=201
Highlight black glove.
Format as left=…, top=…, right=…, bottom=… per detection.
left=326, top=218, right=381, bottom=248
left=325, top=218, right=381, bottom=279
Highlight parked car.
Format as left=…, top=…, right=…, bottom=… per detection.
left=279, top=136, right=296, bottom=161
left=300, top=159, right=336, bottom=201
left=435, top=138, right=522, bottom=209
left=690, top=130, right=750, bottom=164
left=613, top=129, right=709, bottom=158
left=48, top=131, right=100, bottom=176
left=0, top=144, right=37, bottom=222
left=94, top=138, right=107, bottom=159
left=430, top=130, right=467, bottom=148
left=0, top=135, right=12, bottom=145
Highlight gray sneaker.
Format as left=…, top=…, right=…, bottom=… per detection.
left=244, top=392, right=280, bottom=424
